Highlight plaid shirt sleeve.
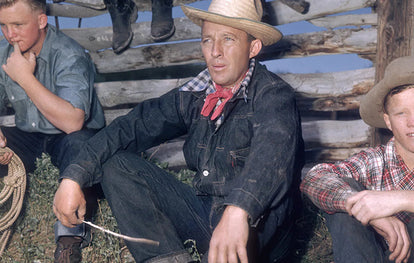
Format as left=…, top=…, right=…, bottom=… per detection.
left=300, top=148, right=384, bottom=213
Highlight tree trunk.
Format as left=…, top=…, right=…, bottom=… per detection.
left=373, top=0, right=414, bottom=145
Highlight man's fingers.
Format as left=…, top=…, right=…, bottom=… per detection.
left=13, top=42, right=21, bottom=54
left=237, top=246, right=248, bottom=263
left=388, top=222, right=411, bottom=263
left=345, top=191, right=365, bottom=215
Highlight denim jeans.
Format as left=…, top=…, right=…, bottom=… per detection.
left=1, top=127, right=98, bottom=173
left=324, top=178, right=414, bottom=263
left=1, top=127, right=99, bottom=242
left=101, top=151, right=211, bottom=262
left=100, top=151, right=296, bottom=263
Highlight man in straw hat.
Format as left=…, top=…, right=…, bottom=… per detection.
left=301, top=55, right=414, bottom=263
left=53, top=0, right=304, bottom=262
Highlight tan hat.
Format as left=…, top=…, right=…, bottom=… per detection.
left=181, top=0, right=282, bottom=46
left=359, top=56, right=414, bottom=128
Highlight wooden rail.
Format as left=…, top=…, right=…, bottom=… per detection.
left=0, top=0, right=378, bottom=168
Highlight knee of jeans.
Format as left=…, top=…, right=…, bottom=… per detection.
left=64, top=130, right=96, bottom=146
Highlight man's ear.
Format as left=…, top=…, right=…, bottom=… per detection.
left=38, top=13, right=48, bottom=30
left=249, top=39, right=263, bottom=59
left=383, top=113, right=392, bottom=131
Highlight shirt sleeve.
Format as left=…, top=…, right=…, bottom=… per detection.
left=60, top=88, right=187, bottom=187
left=300, top=150, right=379, bottom=213
left=53, top=53, right=95, bottom=121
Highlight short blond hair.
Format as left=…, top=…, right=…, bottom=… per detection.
left=0, top=0, right=46, bottom=13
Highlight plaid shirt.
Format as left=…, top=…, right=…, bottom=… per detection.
left=180, top=59, right=255, bottom=128
left=301, top=137, right=414, bottom=223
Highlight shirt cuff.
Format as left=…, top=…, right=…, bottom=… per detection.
left=59, top=164, right=91, bottom=188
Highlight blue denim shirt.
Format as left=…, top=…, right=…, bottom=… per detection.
left=61, top=61, right=304, bottom=226
left=0, top=25, right=105, bottom=134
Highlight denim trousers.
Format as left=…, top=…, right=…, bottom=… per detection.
left=100, top=151, right=295, bottom=263
left=101, top=151, right=212, bottom=262
left=1, top=126, right=99, bottom=242
left=324, top=178, right=414, bottom=263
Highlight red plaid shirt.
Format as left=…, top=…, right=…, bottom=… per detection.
left=300, top=137, right=414, bottom=223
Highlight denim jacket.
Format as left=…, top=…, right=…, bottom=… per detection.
left=61, top=61, right=304, bottom=227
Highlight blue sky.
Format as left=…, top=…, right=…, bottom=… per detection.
left=48, top=0, right=373, bottom=74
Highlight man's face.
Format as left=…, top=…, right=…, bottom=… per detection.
left=0, top=1, right=46, bottom=55
left=201, top=21, right=261, bottom=88
left=384, top=88, right=414, bottom=163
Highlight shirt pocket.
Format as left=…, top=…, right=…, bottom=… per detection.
left=229, top=147, right=250, bottom=174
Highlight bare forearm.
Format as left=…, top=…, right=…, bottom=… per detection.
left=346, top=190, right=414, bottom=225
left=18, top=75, right=85, bottom=133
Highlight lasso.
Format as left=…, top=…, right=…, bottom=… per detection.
left=0, top=147, right=26, bottom=256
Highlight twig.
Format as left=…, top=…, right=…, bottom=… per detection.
left=83, top=220, right=159, bottom=246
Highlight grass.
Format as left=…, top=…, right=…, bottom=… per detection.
left=0, top=154, right=333, bottom=262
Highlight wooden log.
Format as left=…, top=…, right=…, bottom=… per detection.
left=281, top=67, right=374, bottom=97
left=90, top=41, right=203, bottom=73
left=94, top=78, right=191, bottom=107
left=309, top=13, right=377, bottom=29
left=302, top=119, right=371, bottom=148
left=90, top=27, right=376, bottom=73
left=46, top=0, right=197, bottom=13
left=47, top=3, right=106, bottom=17
left=279, top=0, right=310, bottom=14
left=262, top=27, right=377, bottom=60
left=310, top=95, right=364, bottom=111
left=264, top=0, right=376, bottom=25
left=62, top=17, right=201, bottom=52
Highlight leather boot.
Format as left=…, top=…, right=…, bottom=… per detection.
left=104, top=0, right=138, bottom=54
left=151, top=0, right=175, bottom=42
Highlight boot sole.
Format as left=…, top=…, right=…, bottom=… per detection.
left=151, top=25, right=175, bottom=42
left=113, top=32, right=134, bottom=54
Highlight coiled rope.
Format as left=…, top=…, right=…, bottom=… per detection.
left=0, top=147, right=26, bottom=256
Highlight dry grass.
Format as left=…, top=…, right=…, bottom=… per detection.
left=0, top=154, right=333, bottom=262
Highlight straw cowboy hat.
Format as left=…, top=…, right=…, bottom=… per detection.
left=181, top=0, right=282, bottom=46
left=359, top=56, right=414, bottom=128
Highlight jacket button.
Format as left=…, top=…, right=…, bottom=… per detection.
left=203, top=170, right=209, bottom=176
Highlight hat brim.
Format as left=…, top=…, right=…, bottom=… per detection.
left=359, top=79, right=388, bottom=129
left=181, top=5, right=282, bottom=46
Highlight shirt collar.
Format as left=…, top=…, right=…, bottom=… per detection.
left=180, top=58, right=256, bottom=99
left=37, top=24, right=55, bottom=62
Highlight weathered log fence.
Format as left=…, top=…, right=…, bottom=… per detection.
left=0, top=0, right=379, bottom=171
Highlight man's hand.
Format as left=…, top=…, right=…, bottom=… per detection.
left=370, top=217, right=411, bottom=263
left=208, top=205, right=249, bottom=263
left=53, top=179, right=86, bottom=227
left=0, top=128, right=12, bottom=165
left=2, top=42, right=36, bottom=85
left=345, top=190, right=406, bottom=225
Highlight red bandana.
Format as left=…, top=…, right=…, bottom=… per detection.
left=201, top=83, right=234, bottom=120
